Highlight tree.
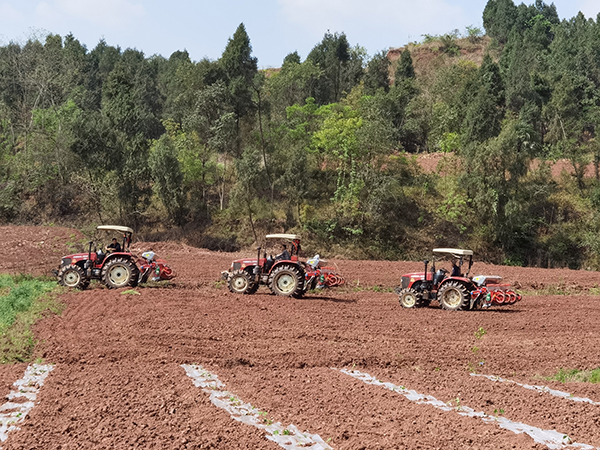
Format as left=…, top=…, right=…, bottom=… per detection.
left=364, top=50, right=390, bottom=94
left=483, top=0, right=518, bottom=44
left=394, top=49, right=415, bottom=83
left=183, top=82, right=236, bottom=211
left=462, top=55, right=505, bottom=144
left=149, top=134, right=185, bottom=225
left=307, top=31, right=365, bottom=104
left=266, top=57, right=321, bottom=116
left=460, top=118, right=537, bottom=255
left=220, top=23, right=258, bottom=148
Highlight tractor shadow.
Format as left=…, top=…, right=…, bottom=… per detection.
left=426, top=305, right=524, bottom=313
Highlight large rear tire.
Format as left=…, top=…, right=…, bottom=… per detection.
left=58, top=264, right=89, bottom=290
left=101, top=257, right=139, bottom=289
left=228, top=269, right=258, bottom=295
left=438, top=281, right=469, bottom=311
left=268, top=264, right=305, bottom=298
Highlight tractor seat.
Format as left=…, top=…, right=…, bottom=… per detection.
left=433, top=269, right=447, bottom=285
left=264, top=257, right=275, bottom=273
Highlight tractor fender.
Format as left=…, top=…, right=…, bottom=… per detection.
left=103, top=253, right=134, bottom=266
left=438, top=277, right=475, bottom=291
left=271, top=261, right=306, bottom=275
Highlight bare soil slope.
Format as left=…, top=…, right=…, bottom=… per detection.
left=0, top=226, right=599, bottom=449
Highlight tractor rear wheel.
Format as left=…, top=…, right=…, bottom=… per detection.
left=101, top=257, right=139, bottom=289
left=398, top=288, right=421, bottom=308
left=268, top=264, right=305, bottom=298
left=438, top=281, right=469, bottom=311
left=58, top=264, right=89, bottom=290
left=228, top=269, right=258, bottom=295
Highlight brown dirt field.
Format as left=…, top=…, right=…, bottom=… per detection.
left=0, top=225, right=600, bottom=449
left=417, top=152, right=598, bottom=180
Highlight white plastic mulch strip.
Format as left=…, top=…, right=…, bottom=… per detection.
left=0, top=364, right=54, bottom=443
left=182, top=364, right=333, bottom=449
left=337, top=368, right=597, bottom=450
left=471, top=373, right=600, bottom=406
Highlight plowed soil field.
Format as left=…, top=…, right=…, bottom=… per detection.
left=0, top=225, right=599, bottom=449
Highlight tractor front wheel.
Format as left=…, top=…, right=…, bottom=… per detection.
left=228, top=269, right=258, bottom=295
left=101, top=257, right=139, bottom=289
left=268, top=264, right=305, bottom=298
left=58, top=264, right=89, bottom=290
left=438, top=281, right=469, bottom=311
left=398, top=288, right=421, bottom=308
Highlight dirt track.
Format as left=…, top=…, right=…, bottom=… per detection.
left=0, top=226, right=600, bottom=449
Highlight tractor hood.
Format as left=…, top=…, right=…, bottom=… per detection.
left=230, top=258, right=260, bottom=271
left=60, top=252, right=96, bottom=266
left=401, top=272, right=433, bottom=282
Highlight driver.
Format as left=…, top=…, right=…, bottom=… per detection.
left=450, top=258, right=461, bottom=276
left=274, top=244, right=290, bottom=261
left=106, top=237, right=122, bottom=253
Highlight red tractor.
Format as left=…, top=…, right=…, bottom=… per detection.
left=56, top=225, right=139, bottom=290
left=396, top=248, right=521, bottom=311
left=221, top=234, right=344, bottom=298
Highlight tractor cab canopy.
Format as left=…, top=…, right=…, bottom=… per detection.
left=97, top=225, right=134, bottom=252
left=265, top=234, right=300, bottom=241
left=433, top=248, right=473, bottom=277
left=433, top=248, right=473, bottom=257
left=265, top=234, right=301, bottom=258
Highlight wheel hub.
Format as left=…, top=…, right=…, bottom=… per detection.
left=108, top=265, right=130, bottom=286
left=403, top=293, right=416, bottom=307
left=64, top=271, right=80, bottom=286
left=277, top=274, right=296, bottom=294
left=443, top=289, right=461, bottom=308
left=232, top=276, right=248, bottom=290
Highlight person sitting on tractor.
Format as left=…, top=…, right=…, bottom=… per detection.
left=275, top=244, right=291, bottom=261
left=450, top=258, right=461, bottom=277
left=106, top=238, right=122, bottom=253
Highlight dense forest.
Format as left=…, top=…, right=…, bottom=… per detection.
left=2, top=0, right=600, bottom=268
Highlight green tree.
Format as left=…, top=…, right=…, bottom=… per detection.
left=149, top=134, right=185, bottom=225
left=394, top=49, right=415, bottom=83
left=183, top=82, right=236, bottom=211
left=265, top=58, right=321, bottom=116
left=220, top=23, right=258, bottom=153
left=364, top=50, right=390, bottom=94
left=463, top=55, right=505, bottom=144
left=483, top=0, right=518, bottom=44
left=307, top=31, right=365, bottom=104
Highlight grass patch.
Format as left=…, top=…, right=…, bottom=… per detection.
left=0, top=274, right=63, bottom=363
left=550, top=368, right=600, bottom=384
left=520, top=284, right=583, bottom=296
left=121, top=289, right=140, bottom=295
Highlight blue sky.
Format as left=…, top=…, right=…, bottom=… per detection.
left=0, top=0, right=598, bottom=68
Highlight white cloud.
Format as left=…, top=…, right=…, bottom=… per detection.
left=35, top=0, right=145, bottom=28
left=278, top=0, right=466, bottom=41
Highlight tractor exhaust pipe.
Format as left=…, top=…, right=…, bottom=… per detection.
left=85, top=240, right=93, bottom=278
left=423, top=260, right=429, bottom=280
left=254, top=247, right=261, bottom=283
